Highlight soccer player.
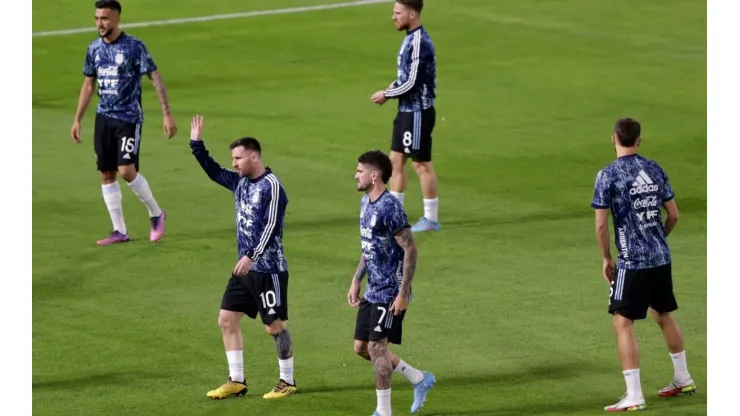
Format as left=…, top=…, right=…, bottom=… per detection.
left=349, top=150, right=436, bottom=416
left=591, top=118, right=696, bottom=412
left=370, top=0, right=439, bottom=233
left=188, top=115, right=296, bottom=401
left=70, top=0, right=177, bottom=245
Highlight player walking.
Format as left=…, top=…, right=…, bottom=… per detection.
left=349, top=150, right=436, bottom=415
left=592, top=118, right=696, bottom=412
left=70, top=0, right=177, bottom=245
left=189, top=115, right=296, bottom=401
left=370, top=0, right=440, bottom=233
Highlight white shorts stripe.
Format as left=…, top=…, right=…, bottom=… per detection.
left=413, top=111, right=421, bottom=150
left=272, top=273, right=281, bottom=307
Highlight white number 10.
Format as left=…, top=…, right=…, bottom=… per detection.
left=260, top=290, right=277, bottom=308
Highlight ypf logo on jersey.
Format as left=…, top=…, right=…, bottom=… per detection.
left=630, top=170, right=659, bottom=195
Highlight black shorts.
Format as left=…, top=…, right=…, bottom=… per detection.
left=391, top=106, right=436, bottom=162
left=608, top=263, right=678, bottom=320
left=94, top=113, right=142, bottom=172
left=221, top=271, right=289, bottom=325
left=354, top=298, right=407, bottom=345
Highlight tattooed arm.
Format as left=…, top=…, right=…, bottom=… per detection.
left=148, top=71, right=171, bottom=115
left=394, top=228, right=418, bottom=299
left=348, top=255, right=366, bottom=307
left=147, top=71, right=178, bottom=138
left=353, top=256, right=367, bottom=282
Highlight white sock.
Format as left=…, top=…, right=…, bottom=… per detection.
left=226, top=350, right=244, bottom=383
left=376, top=388, right=392, bottom=416
left=393, top=359, right=424, bottom=385
left=127, top=173, right=162, bottom=217
left=279, top=357, right=294, bottom=385
left=670, top=350, right=692, bottom=384
left=102, top=182, right=127, bottom=235
left=423, top=198, right=438, bottom=222
left=390, top=191, right=405, bottom=206
left=623, top=369, right=644, bottom=402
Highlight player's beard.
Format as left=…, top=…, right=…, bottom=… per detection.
left=98, top=27, right=112, bottom=38
left=357, top=180, right=371, bottom=192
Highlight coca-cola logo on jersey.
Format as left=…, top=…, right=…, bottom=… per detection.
left=633, top=195, right=659, bottom=210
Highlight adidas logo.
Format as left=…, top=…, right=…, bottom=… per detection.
left=122, top=153, right=131, bottom=160
left=374, top=325, right=382, bottom=332
left=268, top=308, right=276, bottom=315
left=630, top=170, right=659, bottom=195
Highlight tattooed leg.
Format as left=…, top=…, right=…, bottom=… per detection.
left=273, top=329, right=293, bottom=359
left=266, top=321, right=294, bottom=385
left=369, top=339, right=394, bottom=415
left=369, top=339, right=393, bottom=389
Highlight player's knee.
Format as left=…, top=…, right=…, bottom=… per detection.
left=612, top=313, right=634, bottom=331
left=100, top=171, right=117, bottom=184
left=118, top=166, right=138, bottom=182
left=354, top=341, right=369, bottom=357
left=367, top=341, right=387, bottom=359
left=412, top=161, right=433, bottom=175
left=652, top=310, right=673, bottom=328
left=218, top=311, right=239, bottom=331
left=390, top=154, right=406, bottom=171
left=264, top=320, right=286, bottom=335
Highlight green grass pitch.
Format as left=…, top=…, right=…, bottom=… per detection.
left=32, top=0, right=706, bottom=414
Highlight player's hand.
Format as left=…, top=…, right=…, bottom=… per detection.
left=390, top=294, right=409, bottom=316
left=70, top=120, right=82, bottom=143
left=163, top=113, right=178, bottom=139
left=190, top=114, right=203, bottom=141
left=348, top=279, right=361, bottom=307
left=602, top=257, right=616, bottom=284
left=371, top=90, right=388, bottom=105
left=233, top=256, right=253, bottom=277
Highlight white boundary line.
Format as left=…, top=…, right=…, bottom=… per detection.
left=32, top=0, right=393, bottom=37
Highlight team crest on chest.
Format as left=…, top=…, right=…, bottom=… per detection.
left=252, top=192, right=260, bottom=203
left=370, top=214, right=377, bottom=227
left=114, top=52, right=124, bottom=65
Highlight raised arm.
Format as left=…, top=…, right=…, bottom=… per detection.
left=189, top=115, right=239, bottom=192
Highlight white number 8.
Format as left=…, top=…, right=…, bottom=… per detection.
left=402, top=131, right=412, bottom=147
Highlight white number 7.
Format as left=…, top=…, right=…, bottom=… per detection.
left=376, top=306, right=387, bottom=324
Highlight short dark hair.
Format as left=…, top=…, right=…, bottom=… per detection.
left=396, top=0, right=423, bottom=13
left=358, top=150, right=393, bottom=184
left=614, top=117, right=641, bottom=147
left=95, top=0, right=122, bottom=13
left=229, top=137, right=262, bottom=154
